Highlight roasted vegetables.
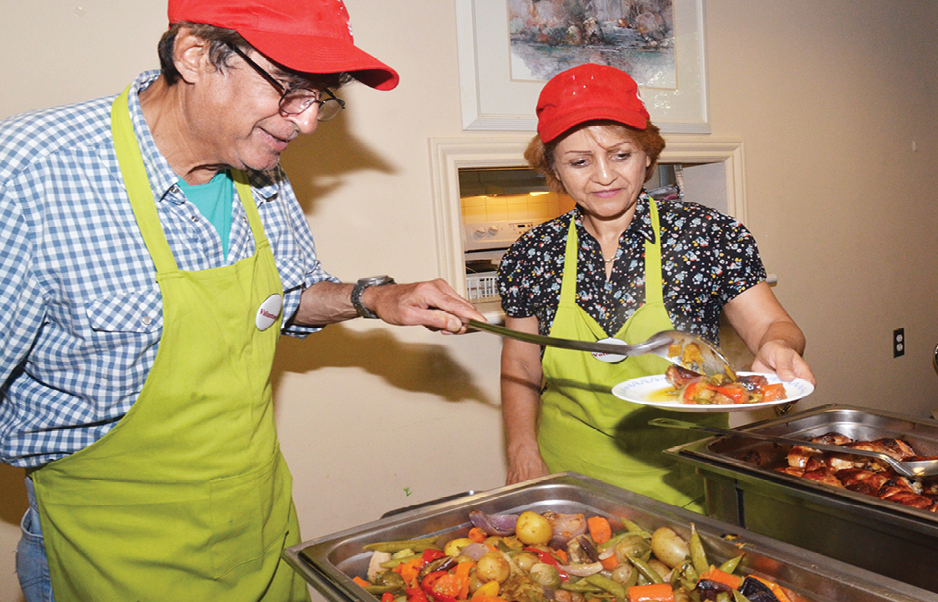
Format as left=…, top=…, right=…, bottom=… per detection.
left=664, top=365, right=786, bottom=406
left=357, top=510, right=803, bottom=602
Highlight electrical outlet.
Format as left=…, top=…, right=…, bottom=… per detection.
left=893, top=328, right=905, bottom=358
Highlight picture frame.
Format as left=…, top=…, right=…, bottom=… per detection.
left=455, top=0, right=710, bottom=134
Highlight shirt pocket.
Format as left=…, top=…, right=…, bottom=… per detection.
left=85, top=290, right=163, bottom=352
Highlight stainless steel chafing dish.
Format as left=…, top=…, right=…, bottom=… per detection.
left=666, top=404, right=938, bottom=594
left=283, top=472, right=930, bottom=602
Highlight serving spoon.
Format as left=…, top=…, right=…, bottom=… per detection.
left=467, top=320, right=735, bottom=379
left=649, top=417, right=938, bottom=479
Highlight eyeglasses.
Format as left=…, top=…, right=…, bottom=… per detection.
left=225, top=42, right=346, bottom=121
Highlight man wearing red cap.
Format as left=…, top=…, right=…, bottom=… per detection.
left=0, top=1, right=482, bottom=600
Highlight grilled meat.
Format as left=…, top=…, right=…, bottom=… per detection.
left=770, top=432, right=938, bottom=514
left=664, top=364, right=703, bottom=388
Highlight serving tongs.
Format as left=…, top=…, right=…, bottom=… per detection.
left=467, top=319, right=735, bottom=379
left=650, top=417, right=938, bottom=478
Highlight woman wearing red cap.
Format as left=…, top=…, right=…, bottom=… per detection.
left=497, top=64, right=815, bottom=508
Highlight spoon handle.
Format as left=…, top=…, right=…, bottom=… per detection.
left=467, top=319, right=659, bottom=357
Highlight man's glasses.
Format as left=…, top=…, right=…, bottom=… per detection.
left=225, top=42, right=346, bottom=121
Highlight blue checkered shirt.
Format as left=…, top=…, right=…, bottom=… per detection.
left=0, top=71, right=337, bottom=467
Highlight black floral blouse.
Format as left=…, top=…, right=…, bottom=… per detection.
left=497, top=194, right=766, bottom=344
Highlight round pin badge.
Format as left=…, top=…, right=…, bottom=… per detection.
left=592, top=337, right=628, bottom=363
left=255, top=294, right=282, bottom=331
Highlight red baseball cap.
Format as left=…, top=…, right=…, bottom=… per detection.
left=168, top=0, right=399, bottom=91
left=536, top=63, right=649, bottom=143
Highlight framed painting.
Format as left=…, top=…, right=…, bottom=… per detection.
left=456, top=0, right=710, bottom=134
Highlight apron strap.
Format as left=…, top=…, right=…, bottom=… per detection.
left=644, top=198, right=664, bottom=306
left=111, top=86, right=178, bottom=274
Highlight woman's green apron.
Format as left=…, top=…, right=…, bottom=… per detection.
left=538, top=200, right=727, bottom=510
left=29, top=88, right=310, bottom=601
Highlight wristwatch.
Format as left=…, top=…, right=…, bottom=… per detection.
left=351, top=275, right=395, bottom=319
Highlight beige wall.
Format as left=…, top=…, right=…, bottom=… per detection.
left=2, top=1, right=938, bottom=599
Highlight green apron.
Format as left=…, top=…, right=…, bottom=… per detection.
left=538, top=200, right=727, bottom=510
left=30, top=88, right=310, bottom=601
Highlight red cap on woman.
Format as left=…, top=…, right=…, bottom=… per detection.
left=536, top=63, right=649, bottom=143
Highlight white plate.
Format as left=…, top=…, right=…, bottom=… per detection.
left=611, top=371, right=815, bottom=412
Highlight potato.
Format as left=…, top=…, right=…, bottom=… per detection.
left=650, top=527, right=690, bottom=569
left=513, top=551, right=540, bottom=572
left=515, top=511, right=553, bottom=545
left=444, top=537, right=473, bottom=557
left=647, top=558, right=671, bottom=580
left=476, top=551, right=511, bottom=583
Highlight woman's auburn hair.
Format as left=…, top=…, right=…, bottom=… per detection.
left=524, top=120, right=666, bottom=194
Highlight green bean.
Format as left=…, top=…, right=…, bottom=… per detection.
left=689, top=524, right=709, bottom=575
left=718, top=554, right=744, bottom=574
left=560, top=579, right=604, bottom=593
left=379, top=554, right=419, bottom=569
left=584, top=574, right=627, bottom=599
left=620, top=519, right=653, bottom=539
left=597, top=530, right=634, bottom=554
left=364, top=536, right=441, bottom=553
left=627, top=556, right=664, bottom=585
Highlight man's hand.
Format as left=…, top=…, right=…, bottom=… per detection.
left=363, top=278, right=486, bottom=333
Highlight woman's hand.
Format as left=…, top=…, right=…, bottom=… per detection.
left=506, top=444, right=551, bottom=485
left=752, top=339, right=817, bottom=385
left=724, top=282, right=817, bottom=385
left=501, top=316, right=549, bottom=485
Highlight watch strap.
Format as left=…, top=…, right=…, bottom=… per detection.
left=351, top=276, right=395, bottom=319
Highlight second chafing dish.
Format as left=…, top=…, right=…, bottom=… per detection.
left=666, top=403, right=938, bottom=593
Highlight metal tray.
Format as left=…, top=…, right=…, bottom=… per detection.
left=283, top=472, right=931, bottom=602
left=666, top=404, right=938, bottom=593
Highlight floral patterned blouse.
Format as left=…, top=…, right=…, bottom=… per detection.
left=496, top=194, right=766, bottom=344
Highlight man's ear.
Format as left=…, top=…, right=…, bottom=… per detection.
left=172, top=27, right=213, bottom=84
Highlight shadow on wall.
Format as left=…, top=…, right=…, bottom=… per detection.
left=0, top=464, right=26, bottom=527
left=271, top=325, right=495, bottom=407
left=279, top=113, right=398, bottom=215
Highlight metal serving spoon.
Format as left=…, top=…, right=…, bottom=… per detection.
left=467, top=320, right=735, bottom=379
left=649, top=417, right=938, bottom=479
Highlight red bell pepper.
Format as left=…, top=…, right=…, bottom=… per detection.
left=422, top=548, right=446, bottom=563
left=406, top=588, right=430, bottom=602
left=523, top=547, right=568, bottom=580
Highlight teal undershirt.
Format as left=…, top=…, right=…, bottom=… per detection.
left=177, top=170, right=233, bottom=259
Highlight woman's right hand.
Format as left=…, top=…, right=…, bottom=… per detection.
left=506, top=445, right=551, bottom=485
left=501, top=316, right=549, bottom=486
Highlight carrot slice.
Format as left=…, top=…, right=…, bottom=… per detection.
left=467, top=527, right=487, bottom=543
left=600, top=554, right=619, bottom=570
left=698, top=566, right=741, bottom=590
left=627, top=582, right=674, bottom=602
left=587, top=516, right=613, bottom=544
left=353, top=576, right=372, bottom=587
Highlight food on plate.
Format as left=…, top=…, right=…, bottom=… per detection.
left=773, top=431, right=938, bottom=512
left=357, top=509, right=805, bottom=602
left=662, top=364, right=787, bottom=406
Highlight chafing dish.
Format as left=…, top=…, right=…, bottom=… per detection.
left=666, top=404, right=938, bottom=593
left=283, top=472, right=930, bottom=602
